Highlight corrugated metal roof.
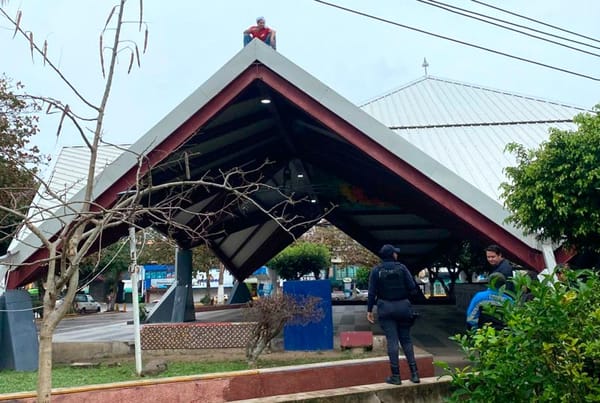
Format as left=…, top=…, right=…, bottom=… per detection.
left=360, top=76, right=586, bottom=128
left=360, top=76, right=587, bottom=203
left=10, top=144, right=127, bottom=247
left=43, top=145, right=126, bottom=207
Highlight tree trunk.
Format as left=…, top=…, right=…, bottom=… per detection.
left=246, top=329, right=270, bottom=368
left=205, top=268, right=211, bottom=301
left=37, top=325, right=54, bottom=402
left=36, top=301, right=66, bottom=403
left=217, top=263, right=225, bottom=304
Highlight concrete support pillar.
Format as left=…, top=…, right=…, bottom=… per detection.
left=540, top=242, right=557, bottom=272
left=146, top=247, right=195, bottom=323
left=172, top=248, right=195, bottom=322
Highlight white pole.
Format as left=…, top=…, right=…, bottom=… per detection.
left=217, top=263, right=225, bottom=304
left=129, top=227, right=142, bottom=376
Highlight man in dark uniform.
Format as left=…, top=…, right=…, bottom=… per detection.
left=485, top=244, right=515, bottom=292
left=367, top=244, right=420, bottom=385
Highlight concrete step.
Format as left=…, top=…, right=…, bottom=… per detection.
left=229, top=376, right=452, bottom=402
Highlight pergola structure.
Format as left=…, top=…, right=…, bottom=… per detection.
left=3, top=39, right=570, bottom=293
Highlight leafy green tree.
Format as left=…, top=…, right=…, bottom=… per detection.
left=300, top=220, right=378, bottom=270
left=501, top=107, right=600, bottom=253
left=269, top=242, right=330, bottom=280
left=80, top=241, right=130, bottom=310
left=355, top=266, right=370, bottom=289
left=427, top=240, right=489, bottom=297
left=138, top=230, right=175, bottom=265
left=441, top=270, right=600, bottom=402
left=0, top=75, right=43, bottom=254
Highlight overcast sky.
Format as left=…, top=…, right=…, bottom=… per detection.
left=1, top=1, right=599, bottom=158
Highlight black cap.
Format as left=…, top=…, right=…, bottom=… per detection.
left=379, top=244, right=401, bottom=258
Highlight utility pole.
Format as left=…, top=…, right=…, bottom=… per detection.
left=129, top=227, right=142, bottom=375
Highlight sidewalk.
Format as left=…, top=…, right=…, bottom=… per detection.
left=332, top=303, right=469, bottom=375
left=51, top=301, right=470, bottom=375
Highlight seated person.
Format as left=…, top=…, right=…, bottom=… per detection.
left=466, top=272, right=513, bottom=330
left=243, top=16, right=276, bottom=50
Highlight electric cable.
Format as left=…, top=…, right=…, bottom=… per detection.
left=419, top=0, right=600, bottom=55
left=313, top=0, right=600, bottom=82
left=78, top=237, right=129, bottom=292
left=471, top=0, right=600, bottom=44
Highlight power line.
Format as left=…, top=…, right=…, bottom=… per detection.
left=419, top=0, right=600, bottom=56
left=312, top=0, right=600, bottom=82
left=472, top=0, right=600, bottom=44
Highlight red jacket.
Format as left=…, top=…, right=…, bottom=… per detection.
left=245, top=26, right=272, bottom=41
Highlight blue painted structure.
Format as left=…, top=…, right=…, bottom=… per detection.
left=283, top=280, right=333, bottom=351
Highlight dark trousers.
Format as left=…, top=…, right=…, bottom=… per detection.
left=243, top=33, right=275, bottom=49
left=379, top=317, right=416, bottom=374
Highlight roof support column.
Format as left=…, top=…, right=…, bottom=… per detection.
left=145, top=247, right=196, bottom=324
left=0, top=264, right=8, bottom=296
left=173, top=248, right=196, bottom=322
left=540, top=241, right=557, bottom=271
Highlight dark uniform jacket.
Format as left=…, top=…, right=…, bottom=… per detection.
left=367, top=247, right=417, bottom=323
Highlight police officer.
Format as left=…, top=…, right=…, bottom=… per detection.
left=367, top=244, right=420, bottom=385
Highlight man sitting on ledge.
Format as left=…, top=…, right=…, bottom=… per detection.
left=243, top=16, right=276, bottom=50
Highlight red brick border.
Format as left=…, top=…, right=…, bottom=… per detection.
left=0, top=355, right=435, bottom=402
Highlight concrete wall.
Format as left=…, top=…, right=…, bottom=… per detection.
left=53, top=342, right=132, bottom=364
left=0, top=355, right=438, bottom=403
left=454, top=283, right=486, bottom=312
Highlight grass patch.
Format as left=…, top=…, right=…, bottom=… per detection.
left=0, top=351, right=376, bottom=395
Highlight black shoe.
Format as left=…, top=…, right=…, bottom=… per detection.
left=409, top=364, right=420, bottom=383
left=386, top=375, right=401, bottom=385
left=410, top=372, right=420, bottom=383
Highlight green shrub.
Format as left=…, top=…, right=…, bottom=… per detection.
left=268, top=242, right=330, bottom=280
left=440, top=269, right=600, bottom=402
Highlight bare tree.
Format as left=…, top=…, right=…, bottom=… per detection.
left=0, top=3, right=148, bottom=400
left=0, top=3, right=329, bottom=402
left=243, top=293, right=324, bottom=367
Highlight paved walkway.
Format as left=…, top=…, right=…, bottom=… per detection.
left=332, top=303, right=469, bottom=374
left=52, top=301, right=469, bottom=375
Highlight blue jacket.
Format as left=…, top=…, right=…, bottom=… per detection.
left=466, top=288, right=513, bottom=329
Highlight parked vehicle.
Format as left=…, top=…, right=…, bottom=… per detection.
left=331, top=290, right=345, bottom=301
left=354, top=288, right=369, bottom=301
left=58, top=294, right=102, bottom=314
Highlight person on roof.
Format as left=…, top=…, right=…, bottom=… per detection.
left=243, top=16, right=276, bottom=50
left=367, top=244, right=420, bottom=385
